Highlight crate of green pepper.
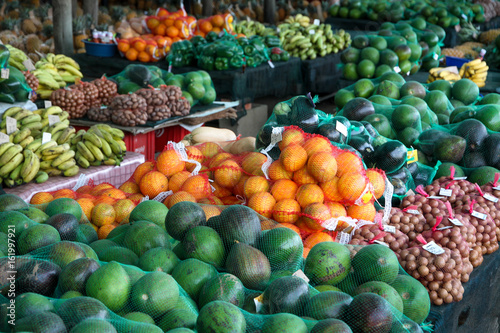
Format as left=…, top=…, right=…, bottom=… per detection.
left=0, top=45, right=33, bottom=104
left=196, top=40, right=246, bottom=71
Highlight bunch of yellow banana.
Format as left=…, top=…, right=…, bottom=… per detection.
left=0, top=142, right=25, bottom=187
left=283, top=13, right=312, bottom=28
left=37, top=53, right=83, bottom=83
left=427, top=67, right=462, bottom=83
left=35, top=141, right=79, bottom=177
left=5, top=45, right=28, bottom=71
left=33, top=106, right=73, bottom=144
left=72, top=124, right=126, bottom=169
left=459, top=58, right=488, bottom=88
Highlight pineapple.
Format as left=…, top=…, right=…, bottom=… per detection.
left=73, top=14, right=91, bottom=50
left=20, top=8, right=37, bottom=34
left=110, top=6, right=126, bottom=22
left=479, top=29, right=500, bottom=45
left=441, top=48, right=465, bottom=59
left=25, top=34, right=41, bottom=53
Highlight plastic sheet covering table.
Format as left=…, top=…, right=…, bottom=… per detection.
left=3, top=151, right=145, bottom=202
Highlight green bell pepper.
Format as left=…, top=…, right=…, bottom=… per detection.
left=245, top=57, right=256, bottom=67
left=244, top=44, right=257, bottom=56
left=280, top=50, right=290, bottom=61
left=265, top=35, right=281, bottom=48
left=216, top=48, right=235, bottom=58
left=198, top=56, right=215, bottom=71
left=229, top=55, right=244, bottom=68
left=215, top=57, right=229, bottom=71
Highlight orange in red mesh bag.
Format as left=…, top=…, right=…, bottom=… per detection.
left=157, top=147, right=186, bottom=177
left=139, top=171, right=169, bottom=198
left=268, top=160, right=293, bottom=180
left=180, top=173, right=212, bottom=201
left=240, top=152, right=267, bottom=176
left=213, top=159, right=242, bottom=188
left=168, top=170, right=192, bottom=193
left=243, top=176, right=270, bottom=200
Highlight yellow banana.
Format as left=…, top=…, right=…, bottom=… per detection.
left=63, top=165, right=80, bottom=177
left=0, top=153, right=24, bottom=178
left=0, top=145, right=23, bottom=166
left=19, top=136, right=34, bottom=149
left=57, top=158, right=76, bottom=171
left=77, top=141, right=95, bottom=162
left=85, top=140, right=104, bottom=161
left=75, top=151, right=90, bottom=169
left=51, top=150, right=75, bottom=168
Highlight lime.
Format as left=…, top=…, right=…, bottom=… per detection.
left=187, top=82, right=206, bottom=100
left=197, top=70, right=212, bottom=87
left=182, top=91, right=194, bottom=106
left=200, top=86, right=216, bottom=105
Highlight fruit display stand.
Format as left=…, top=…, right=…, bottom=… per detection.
left=2, top=151, right=145, bottom=202
left=69, top=101, right=239, bottom=159
left=300, top=52, right=343, bottom=94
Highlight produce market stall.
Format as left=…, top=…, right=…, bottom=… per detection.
left=2, top=151, right=145, bottom=202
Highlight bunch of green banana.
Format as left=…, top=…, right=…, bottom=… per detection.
left=33, top=106, right=72, bottom=143
left=5, top=45, right=28, bottom=71
left=282, top=13, right=312, bottom=28
left=35, top=140, right=79, bottom=177
left=72, top=124, right=127, bottom=169
left=460, top=58, right=488, bottom=88
left=37, top=53, right=83, bottom=84
left=278, top=22, right=351, bottom=60
left=234, top=20, right=276, bottom=37
left=0, top=142, right=25, bottom=187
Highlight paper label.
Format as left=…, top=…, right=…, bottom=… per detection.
left=471, top=210, right=487, bottom=220
left=268, top=60, right=275, bottom=69
left=5, top=117, right=16, bottom=135
left=405, top=189, right=415, bottom=196
left=383, top=225, right=396, bottom=234
left=454, top=176, right=467, bottom=180
left=322, top=218, right=338, bottom=231
left=422, top=241, right=445, bottom=255
left=42, top=132, right=51, bottom=144
left=483, top=193, right=499, bottom=203
left=22, top=59, right=36, bottom=71
left=336, top=120, right=348, bottom=137
left=373, top=240, right=390, bottom=247
left=407, top=149, right=418, bottom=164
left=44, top=100, right=52, bottom=108
left=439, top=188, right=452, bottom=197
left=1, top=68, right=9, bottom=79
left=292, top=269, right=310, bottom=283
left=313, top=19, right=320, bottom=25
left=493, top=186, right=500, bottom=191
left=428, top=196, right=445, bottom=199
left=437, top=226, right=454, bottom=231
left=339, top=232, right=351, bottom=245
left=0, top=132, right=9, bottom=144
left=449, top=218, right=463, bottom=226
left=394, top=66, right=401, bottom=73
left=253, top=294, right=264, bottom=313
left=48, top=115, right=60, bottom=126
left=407, top=209, right=420, bottom=215
left=309, top=30, right=315, bottom=35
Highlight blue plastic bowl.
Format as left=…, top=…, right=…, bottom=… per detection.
left=445, top=56, right=469, bottom=68
left=84, top=40, right=117, bottom=57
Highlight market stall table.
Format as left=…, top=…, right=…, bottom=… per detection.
left=301, top=53, right=342, bottom=94
left=3, top=151, right=145, bottom=202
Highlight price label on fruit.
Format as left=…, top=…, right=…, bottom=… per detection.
left=309, top=30, right=315, bottom=35
left=471, top=210, right=487, bottom=220
left=407, top=209, right=420, bottom=215
left=383, top=225, right=396, bottom=234
left=44, top=100, right=52, bottom=108
left=22, top=59, right=36, bottom=71
left=483, top=193, right=499, bottom=203
left=423, top=241, right=445, bottom=255
left=405, top=189, right=415, bottom=196
left=0, top=132, right=9, bottom=144
left=428, top=196, right=445, bottom=199
left=437, top=226, right=453, bottom=231
left=48, top=115, right=60, bottom=126
left=322, top=218, right=338, bottom=231
left=406, top=149, right=418, bottom=164
left=5, top=116, right=16, bottom=135
left=1, top=68, right=9, bottom=79
left=42, top=132, right=52, bottom=144
left=336, top=121, right=348, bottom=137
left=493, top=186, right=500, bottom=191
left=293, top=269, right=310, bottom=283
left=313, top=19, right=320, bottom=25
left=439, top=188, right=452, bottom=197
left=454, top=177, right=467, bottom=180
left=373, top=240, right=390, bottom=247
left=449, top=218, right=463, bottom=226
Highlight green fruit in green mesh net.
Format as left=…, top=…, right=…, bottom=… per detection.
left=400, top=81, right=426, bottom=99
left=304, top=242, right=351, bottom=285
left=263, top=275, right=310, bottom=315
left=15, top=292, right=55, bottom=320
left=353, top=79, right=376, bottom=98
left=157, top=306, right=198, bottom=332
left=100, top=246, right=139, bottom=266
left=335, top=89, right=355, bottom=110
left=49, top=241, right=87, bottom=268
left=45, top=213, right=79, bottom=241
left=196, top=300, right=246, bottom=333
left=15, top=311, right=66, bottom=333
left=77, top=242, right=98, bottom=260
left=478, top=93, right=500, bottom=105
left=257, top=227, right=303, bottom=272
left=343, top=63, right=359, bottom=81
left=200, top=85, right=216, bottom=105
left=0, top=232, right=6, bottom=255
left=197, top=70, right=212, bottom=87
left=15, top=206, right=48, bottom=223
left=167, top=328, right=195, bottom=333
left=89, top=239, right=118, bottom=257
left=0, top=193, right=28, bottom=212
left=138, top=247, right=179, bottom=273
left=123, top=312, right=156, bottom=325
left=400, top=96, right=428, bottom=118
left=376, top=80, right=400, bottom=99
left=304, top=291, right=353, bottom=320
left=182, top=225, right=225, bottom=268
left=76, top=223, right=98, bottom=244
left=310, top=318, right=353, bottom=333
left=352, top=35, right=369, bottom=49
left=165, top=201, right=206, bottom=241
left=434, top=162, right=465, bottom=179
left=59, top=257, right=100, bottom=295
left=123, top=264, right=146, bottom=285
left=357, top=59, right=376, bottom=79
left=425, top=90, right=450, bottom=115
left=18, top=224, right=61, bottom=255
left=363, top=114, right=392, bottom=138
left=130, top=271, right=179, bottom=317
left=208, top=205, right=261, bottom=247
left=380, top=71, right=406, bottom=85
left=86, top=261, right=131, bottom=312
left=354, top=281, right=403, bottom=313
left=474, top=104, right=500, bottom=132
left=171, top=258, right=218, bottom=301
left=379, top=49, right=398, bottom=68
left=468, top=166, right=500, bottom=186
left=341, top=48, right=360, bottom=64
left=45, top=198, right=83, bottom=222
left=0, top=210, right=35, bottom=238
left=452, top=79, right=480, bottom=105
left=390, top=274, right=430, bottom=324
left=57, top=296, right=110, bottom=329
left=392, top=104, right=421, bottom=130
left=341, top=293, right=394, bottom=333
left=60, top=290, right=83, bottom=299
left=369, top=36, right=388, bottom=51
left=105, top=223, right=130, bottom=245
left=71, top=318, right=117, bottom=333
left=166, top=74, right=185, bottom=88
left=352, top=244, right=399, bottom=284
left=184, top=71, right=203, bottom=85
left=428, top=79, right=452, bottom=99
left=226, top=242, right=271, bottom=290
left=198, top=273, right=245, bottom=309
left=262, top=313, right=308, bottom=333
left=360, top=47, right=380, bottom=65
left=314, top=285, right=342, bottom=292
left=368, top=95, right=391, bottom=106
left=397, top=127, right=420, bottom=147
left=374, top=64, right=393, bottom=77
left=129, top=200, right=169, bottom=228
left=123, top=221, right=171, bottom=257
left=187, top=82, right=206, bottom=100
left=182, top=91, right=194, bottom=106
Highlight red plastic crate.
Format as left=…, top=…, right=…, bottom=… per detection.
left=155, top=125, right=191, bottom=152
left=73, top=125, right=155, bottom=161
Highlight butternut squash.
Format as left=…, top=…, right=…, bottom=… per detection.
left=190, top=127, right=237, bottom=144
left=229, top=137, right=256, bottom=154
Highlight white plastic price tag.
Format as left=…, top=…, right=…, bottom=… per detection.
left=383, top=225, right=396, bottom=234
left=428, top=196, right=445, bottom=199
left=423, top=241, right=445, bottom=255
left=471, top=211, right=487, bottom=220
left=0, top=132, right=9, bottom=144
left=405, top=189, right=415, bottom=196
left=48, top=115, right=60, bottom=126
left=394, top=66, right=401, bottom=73
left=493, top=186, right=500, bottom=191
left=322, top=218, right=338, bottom=231
left=42, top=132, right=51, bottom=144
left=268, top=60, right=275, bottom=69
left=1, top=68, right=9, bottom=79
left=373, top=240, right=390, bottom=247
left=437, top=226, right=453, bottom=231
left=454, top=176, right=467, bottom=180
left=313, top=19, right=320, bottom=25
left=22, top=59, right=36, bottom=71
left=406, top=209, right=420, bottom=215
left=44, top=100, right=52, bottom=108
left=5, top=117, right=16, bottom=135
left=439, top=188, right=452, bottom=197
left=449, top=218, right=463, bottom=226
left=309, top=30, right=315, bottom=35
left=483, top=193, right=499, bottom=203
left=293, top=269, right=310, bottom=283
left=336, top=120, right=348, bottom=137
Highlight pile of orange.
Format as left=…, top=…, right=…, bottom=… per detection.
left=30, top=183, right=142, bottom=239
left=125, top=127, right=386, bottom=253
left=192, top=14, right=235, bottom=38
left=118, top=35, right=174, bottom=62
left=145, top=12, right=195, bottom=39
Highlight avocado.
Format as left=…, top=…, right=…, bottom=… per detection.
left=342, top=98, right=375, bottom=121
left=433, top=135, right=466, bottom=163
left=372, top=140, right=408, bottom=173
left=434, top=162, right=465, bottom=179
left=475, top=105, right=500, bottom=132
left=349, top=135, right=375, bottom=161
left=415, top=129, right=451, bottom=156
left=484, top=134, right=500, bottom=168
left=462, top=151, right=487, bottom=168
left=452, top=119, right=488, bottom=151
left=468, top=166, right=500, bottom=185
